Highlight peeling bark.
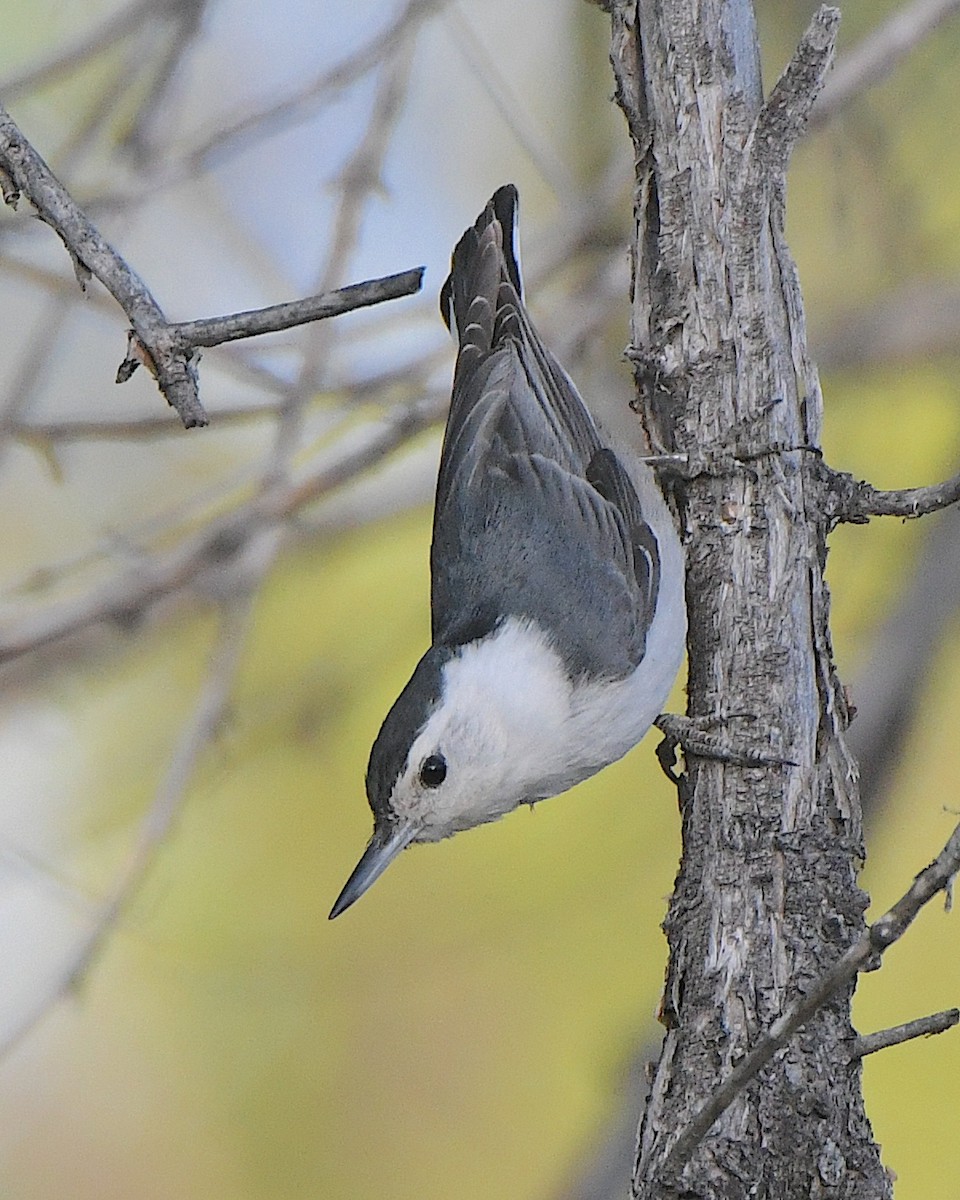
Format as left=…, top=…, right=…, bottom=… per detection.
left=609, top=2, right=893, bottom=1195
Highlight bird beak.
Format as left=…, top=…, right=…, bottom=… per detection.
left=328, top=821, right=420, bottom=919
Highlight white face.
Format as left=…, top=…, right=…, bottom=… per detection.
left=390, top=708, right=517, bottom=840
left=387, top=617, right=577, bottom=841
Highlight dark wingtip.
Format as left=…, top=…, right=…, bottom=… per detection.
left=439, top=270, right=455, bottom=333
left=488, top=185, right=521, bottom=297
left=439, top=184, right=522, bottom=334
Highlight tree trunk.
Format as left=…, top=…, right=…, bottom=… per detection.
left=608, top=2, right=893, bottom=1195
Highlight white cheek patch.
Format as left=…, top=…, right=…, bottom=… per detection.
left=390, top=616, right=574, bottom=835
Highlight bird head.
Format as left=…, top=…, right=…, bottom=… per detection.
left=329, top=619, right=575, bottom=918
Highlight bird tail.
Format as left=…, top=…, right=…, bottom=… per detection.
left=439, top=184, right=522, bottom=340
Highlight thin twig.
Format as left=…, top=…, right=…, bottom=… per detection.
left=740, top=5, right=840, bottom=222
left=0, top=254, right=308, bottom=399
left=0, top=394, right=445, bottom=665
left=825, top=462, right=960, bottom=522
left=0, top=593, right=259, bottom=1059
left=849, top=1008, right=960, bottom=1059
left=811, top=0, right=960, bottom=129
left=0, top=102, right=207, bottom=427
left=661, top=820, right=960, bottom=1179
left=167, top=270, right=425, bottom=348
left=0, top=106, right=424, bottom=428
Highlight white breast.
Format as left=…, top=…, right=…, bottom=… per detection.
left=418, top=575, right=684, bottom=831
left=402, top=465, right=686, bottom=841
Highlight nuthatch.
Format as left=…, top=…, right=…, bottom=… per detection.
left=330, top=185, right=685, bottom=918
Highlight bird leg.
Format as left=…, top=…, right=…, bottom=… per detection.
left=653, top=712, right=795, bottom=783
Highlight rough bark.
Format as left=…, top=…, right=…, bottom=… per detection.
left=608, top=2, right=893, bottom=1196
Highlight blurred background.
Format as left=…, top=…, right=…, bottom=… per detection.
left=0, top=1, right=958, bottom=1196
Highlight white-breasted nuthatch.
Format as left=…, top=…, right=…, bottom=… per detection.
left=329, top=185, right=686, bottom=919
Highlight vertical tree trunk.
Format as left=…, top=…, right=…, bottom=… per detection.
left=608, top=2, right=893, bottom=1195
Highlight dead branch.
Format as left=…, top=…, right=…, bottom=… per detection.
left=661, top=821, right=960, bottom=1180
left=610, top=0, right=895, bottom=1192
left=849, top=1008, right=960, bottom=1059
left=742, top=6, right=839, bottom=201
left=0, top=104, right=424, bottom=428
left=150, top=270, right=426, bottom=351
left=824, top=461, right=960, bottom=522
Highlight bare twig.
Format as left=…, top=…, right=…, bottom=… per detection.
left=811, top=0, right=960, bottom=129
left=849, top=1008, right=960, bottom=1059
left=0, top=106, right=423, bottom=427
left=745, top=5, right=840, bottom=181
left=825, top=462, right=960, bottom=522
left=0, top=592, right=259, bottom=1059
left=0, top=102, right=207, bottom=426
left=163, top=269, right=425, bottom=350
left=661, top=820, right=960, bottom=1179
left=0, top=393, right=445, bottom=665
left=0, top=253, right=316, bottom=401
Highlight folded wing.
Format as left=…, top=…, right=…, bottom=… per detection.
left=433, top=185, right=661, bottom=679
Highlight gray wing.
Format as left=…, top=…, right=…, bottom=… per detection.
left=432, top=186, right=661, bottom=678
left=438, top=186, right=599, bottom=488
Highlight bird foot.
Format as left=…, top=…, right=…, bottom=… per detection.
left=653, top=713, right=795, bottom=783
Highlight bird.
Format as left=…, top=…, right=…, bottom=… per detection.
left=329, top=184, right=686, bottom=919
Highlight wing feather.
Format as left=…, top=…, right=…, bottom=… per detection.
left=433, top=186, right=663, bottom=676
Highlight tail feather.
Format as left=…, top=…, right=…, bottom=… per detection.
left=439, top=186, right=600, bottom=472
left=440, top=184, right=521, bottom=339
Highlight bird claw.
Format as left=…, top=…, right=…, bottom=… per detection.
left=654, top=713, right=795, bottom=782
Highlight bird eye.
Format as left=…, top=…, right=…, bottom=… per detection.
left=419, top=754, right=447, bottom=788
